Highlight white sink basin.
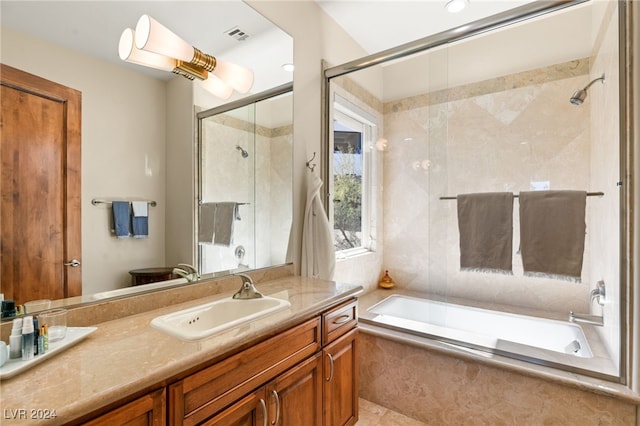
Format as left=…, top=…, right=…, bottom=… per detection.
left=150, top=296, right=291, bottom=341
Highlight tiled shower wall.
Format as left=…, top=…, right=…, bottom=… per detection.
left=382, top=59, right=596, bottom=316
left=201, top=114, right=292, bottom=271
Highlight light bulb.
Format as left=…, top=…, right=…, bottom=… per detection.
left=445, top=0, right=468, bottom=13
left=135, top=15, right=195, bottom=62
left=200, top=74, right=233, bottom=100
left=119, top=28, right=176, bottom=71
left=212, top=59, right=254, bottom=93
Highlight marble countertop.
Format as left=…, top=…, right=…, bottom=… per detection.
left=0, top=277, right=362, bottom=425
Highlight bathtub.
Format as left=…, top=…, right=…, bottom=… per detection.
left=362, top=294, right=593, bottom=359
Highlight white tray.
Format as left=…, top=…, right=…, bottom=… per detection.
left=0, top=326, right=97, bottom=379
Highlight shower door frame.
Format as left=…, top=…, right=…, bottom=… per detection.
left=322, top=0, right=634, bottom=386
left=196, top=82, right=293, bottom=276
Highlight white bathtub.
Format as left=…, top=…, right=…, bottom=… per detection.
left=364, top=294, right=593, bottom=358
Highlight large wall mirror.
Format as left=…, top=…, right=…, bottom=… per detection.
left=1, top=1, right=293, bottom=318
left=325, top=0, right=626, bottom=380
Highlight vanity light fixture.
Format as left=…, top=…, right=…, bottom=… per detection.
left=445, top=0, right=469, bottom=13
left=118, top=15, right=254, bottom=99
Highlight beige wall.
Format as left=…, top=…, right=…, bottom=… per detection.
left=245, top=0, right=371, bottom=276
left=1, top=27, right=169, bottom=294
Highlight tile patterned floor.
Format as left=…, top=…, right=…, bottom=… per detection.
left=356, top=398, right=427, bottom=426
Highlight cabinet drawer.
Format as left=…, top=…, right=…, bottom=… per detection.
left=170, top=317, right=321, bottom=426
left=322, top=299, right=358, bottom=345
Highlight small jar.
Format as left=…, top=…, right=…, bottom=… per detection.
left=379, top=270, right=395, bottom=289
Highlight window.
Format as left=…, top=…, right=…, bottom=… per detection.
left=330, top=97, right=377, bottom=258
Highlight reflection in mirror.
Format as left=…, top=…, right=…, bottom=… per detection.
left=0, top=1, right=293, bottom=320
left=198, top=85, right=293, bottom=276
left=326, top=1, right=623, bottom=380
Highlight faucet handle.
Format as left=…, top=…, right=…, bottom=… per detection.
left=591, top=280, right=606, bottom=306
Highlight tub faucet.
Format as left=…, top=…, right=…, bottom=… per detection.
left=173, top=263, right=200, bottom=282
left=569, top=281, right=606, bottom=326
left=569, top=312, right=603, bottom=326
left=232, top=274, right=263, bottom=299
left=590, top=280, right=606, bottom=306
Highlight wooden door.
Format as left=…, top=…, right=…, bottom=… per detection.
left=267, top=353, right=323, bottom=426
left=323, top=329, right=359, bottom=426
left=1, top=64, right=82, bottom=304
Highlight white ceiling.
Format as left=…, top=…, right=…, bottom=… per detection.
left=314, top=0, right=538, bottom=54
left=2, top=0, right=592, bottom=97
left=0, top=1, right=293, bottom=93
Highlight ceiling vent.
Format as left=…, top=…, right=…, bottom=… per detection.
left=224, top=26, right=250, bottom=41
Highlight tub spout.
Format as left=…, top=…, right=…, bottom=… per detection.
left=569, top=311, right=603, bottom=326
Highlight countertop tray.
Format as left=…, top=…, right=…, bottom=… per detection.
left=0, top=326, right=97, bottom=379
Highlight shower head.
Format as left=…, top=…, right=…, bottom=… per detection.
left=236, top=145, right=249, bottom=158
left=570, top=74, right=605, bottom=105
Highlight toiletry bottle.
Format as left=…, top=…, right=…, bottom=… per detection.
left=21, top=316, right=35, bottom=361
left=43, top=324, right=49, bottom=351
left=1, top=300, right=16, bottom=318
left=9, top=318, right=23, bottom=359
left=38, top=326, right=45, bottom=355
left=33, top=317, right=39, bottom=356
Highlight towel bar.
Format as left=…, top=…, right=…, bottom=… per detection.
left=439, top=191, right=604, bottom=200
left=91, top=199, right=157, bottom=207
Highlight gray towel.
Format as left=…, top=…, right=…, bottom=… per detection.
left=519, top=190, right=586, bottom=282
left=214, top=202, right=237, bottom=246
left=198, top=203, right=217, bottom=244
left=457, top=192, right=514, bottom=274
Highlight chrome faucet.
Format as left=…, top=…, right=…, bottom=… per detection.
left=569, top=280, right=605, bottom=327
left=590, top=280, right=606, bottom=306
left=172, top=263, right=200, bottom=282
left=569, top=311, right=604, bottom=326
left=232, top=274, right=263, bottom=299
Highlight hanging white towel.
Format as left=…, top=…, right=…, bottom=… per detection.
left=301, top=172, right=335, bottom=280
left=131, top=201, right=149, bottom=238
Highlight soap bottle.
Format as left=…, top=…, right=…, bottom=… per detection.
left=21, top=316, right=35, bottom=361
left=379, top=270, right=396, bottom=289
left=9, top=317, right=23, bottom=359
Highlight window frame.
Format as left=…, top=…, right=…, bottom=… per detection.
left=329, top=96, right=378, bottom=259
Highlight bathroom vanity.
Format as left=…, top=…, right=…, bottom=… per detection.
left=0, top=277, right=361, bottom=426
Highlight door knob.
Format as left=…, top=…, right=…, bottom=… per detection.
left=64, top=259, right=81, bottom=267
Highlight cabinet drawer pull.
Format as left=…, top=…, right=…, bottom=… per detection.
left=259, top=398, right=267, bottom=426
left=326, top=353, right=335, bottom=382
left=271, top=390, right=280, bottom=425
left=332, top=314, right=351, bottom=325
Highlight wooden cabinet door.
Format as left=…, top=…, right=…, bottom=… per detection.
left=266, top=353, right=322, bottom=426
left=323, top=329, right=358, bottom=426
left=83, top=388, right=165, bottom=426
left=201, top=388, right=267, bottom=426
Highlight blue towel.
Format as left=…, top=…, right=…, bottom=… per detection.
left=131, top=201, right=148, bottom=238
left=112, top=201, right=131, bottom=238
